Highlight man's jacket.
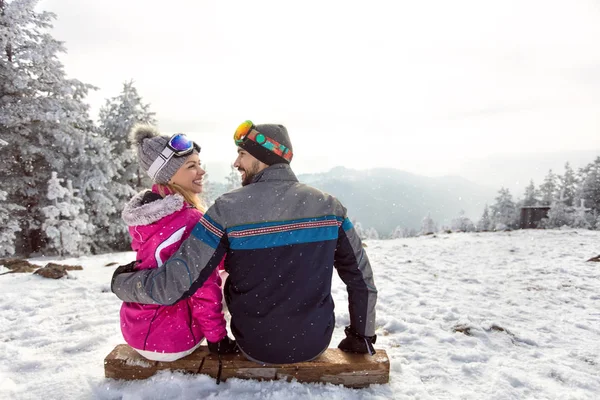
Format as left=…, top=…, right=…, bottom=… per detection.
left=112, top=163, right=378, bottom=364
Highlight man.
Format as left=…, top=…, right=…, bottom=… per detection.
left=112, top=121, right=378, bottom=364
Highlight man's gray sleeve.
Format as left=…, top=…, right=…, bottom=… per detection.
left=334, top=217, right=378, bottom=337
left=111, top=207, right=227, bottom=305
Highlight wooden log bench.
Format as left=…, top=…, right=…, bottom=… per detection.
left=104, top=344, right=390, bottom=388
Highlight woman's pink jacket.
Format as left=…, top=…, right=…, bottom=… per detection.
left=120, top=186, right=226, bottom=354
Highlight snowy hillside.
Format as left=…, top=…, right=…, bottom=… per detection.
left=0, top=229, right=598, bottom=399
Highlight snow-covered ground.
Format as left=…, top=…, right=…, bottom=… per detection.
left=1, top=229, right=599, bottom=400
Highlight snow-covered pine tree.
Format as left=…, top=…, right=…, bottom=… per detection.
left=420, top=213, right=437, bottom=235
left=350, top=218, right=366, bottom=239
left=390, top=226, right=416, bottom=238
left=364, top=227, right=380, bottom=240
left=200, top=165, right=228, bottom=206
left=76, top=129, right=121, bottom=253
left=94, top=81, right=156, bottom=251
left=558, top=162, right=577, bottom=207
left=200, top=171, right=216, bottom=206
left=451, top=210, right=475, bottom=232
left=98, top=81, right=156, bottom=192
left=41, top=172, right=91, bottom=256
left=0, top=0, right=98, bottom=255
left=0, top=190, right=25, bottom=256
left=477, top=204, right=492, bottom=232
left=490, top=188, right=517, bottom=230
left=538, top=170, right=558, bottom=206
left=540, top=202, right=573, bottom=229
left=522, top=180, right=539, bottom=207
left=225, top=164, right=241, bottom=191
left=571, top=203, right=592, bottom=229
left=390, top=226, right=402, bottom=239
left=578, top=157, right=600, bottom=214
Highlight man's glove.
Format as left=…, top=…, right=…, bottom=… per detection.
left=208, top=336, right=239, bottom=355
left=111, top=260, right=138, bottom=292
left=338, top=326, right=377, bottom=355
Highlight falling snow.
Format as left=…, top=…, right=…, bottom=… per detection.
left=0, top=229, right=599, bottom=399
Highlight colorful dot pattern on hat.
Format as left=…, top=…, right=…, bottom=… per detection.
left=248, top=130, right=292, bottom=161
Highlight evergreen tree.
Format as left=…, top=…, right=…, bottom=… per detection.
left=98, top=81, right=156, bottom=192
left=41, top=172, right=91, bottom=256
left=76, top=129, right=121, bottom=253
left=201, top=164, right=229, bottom=206
left=225, top=163, right=241, bottom=191
left=0, top=0, right=97, bottom=254
left=94, top=81, right=156, bottom=251
left=420, top=213, right=437, bottom=235
left=571, top=206, right=592, bottom=229
left=451, top=210, right=475, bottom=232
left=558, top=162, right=577, bottom=206
left=200, top=172, right=217, bottom=207
left=390, top=226, right=416, bottom=238
left=477, top=204, right=492, bottom=232
left=490, top=188, right=517, bottom=230
left=522, top=180, right=539, bottom=207
left=593, top=211, right=600, bottom=231
left=390, top=226, right=402, bottom=239
left=0, top=190, right=24, bottom=256
left=578, top=157, right=600, bottom=214
left=350, top=218, right=366, bottom=239
left=538, top=170, right=558, bottom=206
left=364, top=227, right=380, bottom=240
left=541, top=202, right=573, bottom=229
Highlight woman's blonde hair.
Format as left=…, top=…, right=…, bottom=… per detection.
left=156, top=183, right=206, bottom=213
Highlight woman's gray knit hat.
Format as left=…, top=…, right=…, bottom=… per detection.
left=129, top=125, right=191, bottom=184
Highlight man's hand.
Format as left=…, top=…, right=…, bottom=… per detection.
left=111, top=260, right=138, bottom=293
left=338, top=326, right=377, bottom=355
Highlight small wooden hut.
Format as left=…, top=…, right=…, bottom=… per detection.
left=519, top=206, right=550, bottom=229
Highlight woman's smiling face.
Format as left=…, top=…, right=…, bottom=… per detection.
left=169, top=152, right=205, bottom=194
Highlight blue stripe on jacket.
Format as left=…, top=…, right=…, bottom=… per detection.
left=191, top=220, right=221, bottom=249
left=341, top=217, right=353, bottom=232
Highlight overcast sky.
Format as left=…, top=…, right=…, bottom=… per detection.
left=38, top=0, right=600, bottom=185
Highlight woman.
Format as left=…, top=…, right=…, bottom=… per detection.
left=119, top=125, right=236, bottom=361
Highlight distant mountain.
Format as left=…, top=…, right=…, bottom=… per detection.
left=298, top=167, right=495, bottom=235
left=457, top=149, right=600, bottom=195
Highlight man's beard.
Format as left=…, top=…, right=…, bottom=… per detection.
left=240, top=160, right=261, bottom=186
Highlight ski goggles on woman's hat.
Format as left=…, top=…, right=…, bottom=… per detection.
left=147, top=133, right=200, bottom=180
left=233, top=120, right=293, bottom=162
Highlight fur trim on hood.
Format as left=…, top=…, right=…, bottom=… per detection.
left=122, top=190, right=185, bottom=226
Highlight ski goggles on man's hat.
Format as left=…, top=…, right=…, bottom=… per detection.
left=233, top=120, right=293, bottom=162
left=147, top=133, right=200, bottom=180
